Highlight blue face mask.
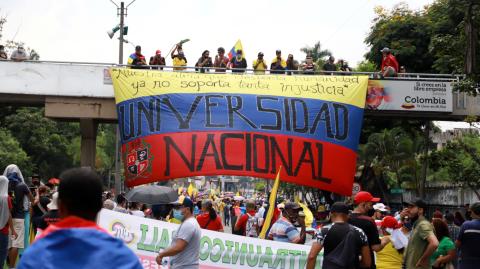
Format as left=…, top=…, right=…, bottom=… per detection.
left=173, top=209, right=184, bottom=221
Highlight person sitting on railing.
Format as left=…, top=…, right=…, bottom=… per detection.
left=380, top=47, right=399, bottom=77
left=228, top=49, right=247, bottom=73
left=149, top=50, right=165, bottom=70
left=270, top=50, right=287, bottom=74
left=286, top=54, right=299, bottom=75
left=127, top=45, right=147, bottom=69
left=10, top=45, right=29, bottom=62
left=322, top=56, right=337, bottom=74
left=195, top=50, right=213, bottom=73
left=253, top=52, right=268, bottom=74
left=171, top=44, right=187, bottom=71
left=302, top=55, right=316, bottom=75
left=0, top=45, right=7, bottom=60
left=214, top=47, right=229, bottom=73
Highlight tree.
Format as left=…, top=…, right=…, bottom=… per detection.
left=430, top=135, right=480, bottom=199
left=365, top=3, right=434, bottom=73
left=0, top=128, right=31, bottom=174
left=300, top=41, right=332, bottom=70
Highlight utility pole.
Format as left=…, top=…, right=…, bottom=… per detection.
left=111, top=0, right=136, bottom=195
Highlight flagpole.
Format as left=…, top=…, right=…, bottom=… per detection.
left=258, top=166, right=282, bottom=239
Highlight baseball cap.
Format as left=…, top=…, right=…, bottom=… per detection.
left=380, top=47, right=390, bottom=53
left=381, top=216, right=400, bottom=229
left=284, top=202, right=301, bottom=211
left=276, top=49, right=281, bottom=54
left=330, top=202, right=350, bottom=214
left=47, top=192, right=59, bottom=210
left=180, top=197, right=194, bottom=209
left=373, top=203, right=389, bottom=212
left=403, top=198, right=427, bottom=210
left=135, top=45, right=141, bottom=50
left=155, top=50, right=161, bottom=55
left=470, top=202, right=480, bottom=215
left=354, top=191, right=380, bottom=204
left=258, top=52, right=264, bottom=56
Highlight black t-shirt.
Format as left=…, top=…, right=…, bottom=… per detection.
left=38, top=210, right=60, bottom=230
left=349, top=213, right=381, bottom=269
left=32, top=196, right=51, bottom=218
left=316, top=222, right=369, bottom=269
left=323, top=62, right=337, bottom=71
left=230, top=58, right=247, bottom=73
left=12, top=182, right=31, bottom=219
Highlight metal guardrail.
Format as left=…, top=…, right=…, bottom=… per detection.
left=2, top=59, right=463, bottom=81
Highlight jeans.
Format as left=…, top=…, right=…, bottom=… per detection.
left=0, top=233, right=8, bottom=268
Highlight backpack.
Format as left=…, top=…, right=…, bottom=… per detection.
left=245, top=213, right=259, bottom=237
left=322, top=225, right=358, bottom=269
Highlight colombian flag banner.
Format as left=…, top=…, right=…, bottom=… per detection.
left=110, top=69, right=368, bottom=195
left=228, top=39, right=244, bottom=60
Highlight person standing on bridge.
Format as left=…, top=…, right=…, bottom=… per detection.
left=171, top=44, right=187, bottom=71
left=149, top=50, right=166, bottom=70
left=128, top=45, right=147, bottom=69
left=10, top=46, right=28, bottom=62
left=0, top=45, right=7, bottom=60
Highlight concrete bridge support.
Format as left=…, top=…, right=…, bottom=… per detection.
left=80, top=119, right=98, bottom=168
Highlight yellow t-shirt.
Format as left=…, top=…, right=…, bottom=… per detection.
left=253, top=59, right=267, bottom=74
left=173, top=57, right=187, bottom=70
left=271, top=58, right=287, bottom=68
left=376, top=237, right=403, bottom=269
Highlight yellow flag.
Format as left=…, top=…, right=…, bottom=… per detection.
left=259, top=166, right=282, bottom=239
left=299, top=202, right=314, bottom=228
left=187, top=183, right=194, bottom=197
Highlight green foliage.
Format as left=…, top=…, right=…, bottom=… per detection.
left=429, top=135, right=480, bottom=199
left=300, top=41, right=332, bottom=71
left=0, top=128, right=31, bottom=174
left=254, top=181, right=266, bottom=192
left=3, top=107, right=79, bottom=179
left=355, top=60, right=377, bottom=72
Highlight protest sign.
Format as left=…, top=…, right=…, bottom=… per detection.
left=97, top=209, right=323, bottom=269
left=110, top=70, right=368, bottom=195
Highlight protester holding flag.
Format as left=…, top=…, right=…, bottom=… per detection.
left=156, top=197, right=201, bottom=269
left=268, top=202, right=306, bottom=244
left=228, top=49, right=247, bottom=73
left=18, top=167, right=142, bottom=269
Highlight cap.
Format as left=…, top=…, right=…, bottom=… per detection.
left=284, top=202, right=301, bottom=211
left=135, top=45, right=141, bottom=50
left=330, top=202, right=350, bottom=214
left=276, top=50, right=281, bottom=54
left=470, top=202, right=480, bottom=215
left=373, top=203, right=389, bottom=212
left=236, top=49, right=242, bottom=54
left=354, top=191, right=380, bottom=204
left=380, top=47, right=390, bottom=53
left=258, top=52, right=264, bottom=56
left=403, top=198, right=427, bottom=210
left=155, top=50, right=161, bottom=55
left=181, top=197, right=194, bottom=209
left=47, top=192, right=59, bottom=210
left=381, top=216, right=400, bottom=229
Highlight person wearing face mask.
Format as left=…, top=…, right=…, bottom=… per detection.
left=403, top=199, right=439, bottom=269
left=349, top=191, right=389, bottom=269
left=156, top=197, right=201, bottom=269
left=228, top=49, right=247, bottom=73
left=267, top=202, right=306, bottom=244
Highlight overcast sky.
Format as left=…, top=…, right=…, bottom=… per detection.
left=1, top=0, right=471, bottom=130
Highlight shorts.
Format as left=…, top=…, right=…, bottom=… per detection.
left=9, top=219, right=25, bottom=249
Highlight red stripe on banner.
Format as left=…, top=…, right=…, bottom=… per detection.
left=122, top=131, right=357, bottom=195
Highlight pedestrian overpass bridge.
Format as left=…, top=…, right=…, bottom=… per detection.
left=1, top=61, right=478, bottom=167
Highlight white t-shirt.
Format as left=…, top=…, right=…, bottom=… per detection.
left=170, top=217, right=201, bottom=269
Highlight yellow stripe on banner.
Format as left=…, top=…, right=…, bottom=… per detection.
left=110, top=68, right=369, bottom=108
left=259, top=166, right=282, bottom=239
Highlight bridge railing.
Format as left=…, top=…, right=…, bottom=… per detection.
left=11, top=59, right=462, bottom=81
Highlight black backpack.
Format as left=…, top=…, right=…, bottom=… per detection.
left=322, top=225, right=358, bottom=269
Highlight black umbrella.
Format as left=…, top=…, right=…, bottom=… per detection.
left=126, top=185, right=178, bottom=205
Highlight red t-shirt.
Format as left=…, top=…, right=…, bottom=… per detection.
left=196, top=213, right=223, bottom=232
left=235, top=210, right=257, bottom=236
left=0, top=197, right=13, bottom=235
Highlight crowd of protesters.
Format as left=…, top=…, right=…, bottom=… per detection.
left=126, top=44, right=405, bottom=78
left=2, top=163, right=479, bottom=269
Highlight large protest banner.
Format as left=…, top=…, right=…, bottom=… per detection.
left=110, top=69, right=368, bottom=195
left=97, top=209, right=322, bottom=269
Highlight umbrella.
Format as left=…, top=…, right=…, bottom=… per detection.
left=126, top=185, right=178, bottom=205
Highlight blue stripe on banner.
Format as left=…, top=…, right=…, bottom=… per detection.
left=116, top=93, right=364, bottom=151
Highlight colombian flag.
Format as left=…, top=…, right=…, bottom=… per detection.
left=228, top=39, right=244, bottom=60
left=18, top=216, right=142, bottom=269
